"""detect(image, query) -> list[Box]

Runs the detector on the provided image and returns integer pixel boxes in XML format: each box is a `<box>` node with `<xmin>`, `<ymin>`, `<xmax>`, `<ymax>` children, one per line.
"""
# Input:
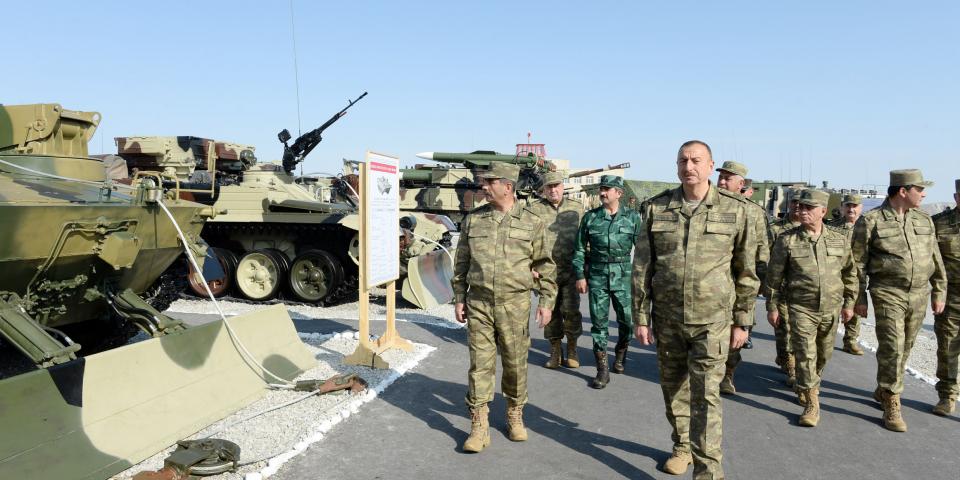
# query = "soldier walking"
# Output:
<box><xmin>826</xmin><ymin>194</ymin><xmax>866</xmax><ymax>355</ymax></box>
<box><xmin>572</xmin><ymin>175</ymin><xmax>641</xmax><ymax>389</ymax></box>
<box><xmin>529</xmin><ymin>171</ymin><xmax>585</xmax><ymax>369</ymax></box>
<box><xmin>633</xmin><ymin>141</ymin><xmax>759</xmax><ymax>478</ymax></box>
<box><xmin>768</xmin><ymin>189</ymin><xmax>805</xmax><ymax>386</ymax></box>
<box><xmin>851</xmin><ymin>169</ymin><xmax>946</xmax><ymax>432</ymax></box>
<box><xmin>766</xmin><ymin>189</ymin><xmax>858</xmax><ymax>427</ymax></box>
<box><xmin>716</xmin><ymin>161</ymin><xmax>770</xmax><ymax>395</ymax></box>
<box><xmin>451</xmin><ymin>162</ymin><xmax>557</xmax><ymax>453</ymax></box>
<box><xmin>931</xmin><ymin>179</ymin><xmax>960</xmax><ymax>416</ymax></box>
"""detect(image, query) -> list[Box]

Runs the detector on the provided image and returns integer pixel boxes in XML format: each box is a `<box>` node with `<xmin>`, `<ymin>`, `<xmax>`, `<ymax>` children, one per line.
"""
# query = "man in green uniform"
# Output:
<box><xmin>826</xmin><ymin>193</ymin><xmax>866</xmax><ymax>355</ymax></box>
<box><xmin>529</xmin><ymin>171</ymin><xmax>585</xmax><ymax>369</ymax></box>
<box><xmin>633</xmin><ymin>141</ymin><xmax>759</xmax><ymax>478</ymax></box>
<box><xmin>572</xmin><ymin>175</ymin><xmax>641</xmax><ymax>389</ymax></box>
<box><xmin>768</xmin><ymin>188</ymin><xmax>805</xmax><ymax>386</ymax></box>
<box><xmin>852</xmin><ymin>169</ymin><xmax>946</xmax><ymax>432</ymax></box>
<box><xmin>766</xmin><ymin>189</ymin><xmax>858</xmax><ymax>427</ymax></box>
<box><xmin>452</xmin><ymin>162</ymin><xmax>557</xmax><ymax>453</ymax></box>
<box><xmin>931</xmin><ymin>178</ymin><xmax>960</xmax><ymax>416</ymax></box>
<box><xmin>716</xmin><ymin>161</ymin><xmax>770</xmax><ymax>395</ymax></box>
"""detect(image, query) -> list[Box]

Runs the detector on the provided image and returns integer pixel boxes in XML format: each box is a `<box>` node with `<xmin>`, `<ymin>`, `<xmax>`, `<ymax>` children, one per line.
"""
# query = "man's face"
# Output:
<box><xmin>788</xmin><ymin>199</ymin><xmax>801</xmax><ymax>220</ymax></box>
<box><xmin>599</xmin><ymin>186</ymin><xmax>622</xmax><ymax>208</ymax></box>
<box><xmin>798</xmin><ymin>203</ymin><xmax>826</xmax><ymax>228</ymax></box>
<box><xmin>900</xmin><ymin>185</ymin><xmax>926</xmax><ymax>209</ymax></box>
<box><xmin>541</xmin><ymin>182</ymin><xmax>564</xmax><ymax>205</ymax></box>
<box><xmin>841</xmin><ymin>203</ymin><xmax>863</xmax><ymax>224</ymax></box>
<box><xmin>481</xmin><ymin>177</ymin><xmax>511</xmax><ymax>206</ymax></box>
<box><xmin>676</xmin><ymin>144</ymin><xmax>714</xmax><ymax>187</ymax></box>
<box><xmin>717</xmin><ymin>171</ymin><xmax>745</xmax><ymax>194</ymax></box>
<box><xmin>743</xmin><ymin>186</ymin><xmax>755</xmax><ymax>198</ymax></box>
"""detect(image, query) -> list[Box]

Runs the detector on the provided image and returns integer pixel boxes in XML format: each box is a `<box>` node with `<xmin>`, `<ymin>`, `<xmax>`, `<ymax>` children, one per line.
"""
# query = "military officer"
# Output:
<box><xmin>766</xmin><ymin>189</ymin><xmax>858</xmax><ymax>427</ymax></box>
<box><xmin>931</xmin><ymin>179</ymin><xmax>960</xmax><ymax>416</ymax></box>
<box><xmin>528</xmin><ymin>171</ymin><xmax>585</xmax><ymax>369</ymax></box>
<box><xmin>716</xmin><ymin>161</ymin><xmax>770</xmax><ymax>395</ymax></box>
<box><xmin>452</xmin><ymin>161</ymin><xmax>557</xmax><ymax>453</ymax></box>
<box><xmin>852</xmin><ymin>169</ymin><xmax>946</xmax><ymax>432</ymax></box>
<box><xmin>633</xmin><ymin>140</ymin><xmax>759</xmax><ymax>478</ymax></box>
<box><xmin>768</xmin><ymin>188</ymin><xmax>805</xmax><ymax>386</ymax></box>
<box><xmin>826</xmin><ymin>193</ymin><xmax>866</xmax><ymax>355</ymax></box>
<box><xmin>572</xmin><ymin>175</ymin><xmax>641</xmax><ymax>389</ymax></box>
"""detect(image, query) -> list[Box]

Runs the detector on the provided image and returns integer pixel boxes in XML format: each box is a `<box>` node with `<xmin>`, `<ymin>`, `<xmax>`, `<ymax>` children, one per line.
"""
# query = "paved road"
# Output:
<box><xmin>273</xmin><ymin>298</ymin><xmax>959</xmax><ymax>480</ymax></box>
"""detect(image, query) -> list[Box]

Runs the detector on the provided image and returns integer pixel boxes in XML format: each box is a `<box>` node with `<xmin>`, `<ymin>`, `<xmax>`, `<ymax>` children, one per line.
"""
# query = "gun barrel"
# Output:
<box><xmin>567</xmin><ymin>162</ymin><xmax>631</xmax><ymax>178</ymax></box>
<box><xmin>415</xmin><ymin>151</ymin><xmax>541</xmax><ymax>167</ymax></box>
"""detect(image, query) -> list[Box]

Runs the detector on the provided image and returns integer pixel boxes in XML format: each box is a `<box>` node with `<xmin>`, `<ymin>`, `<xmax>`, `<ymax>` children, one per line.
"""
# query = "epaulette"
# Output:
<box><xmin>932</xmin><ymin>207</ymin><xmax>954</xmax><ymax>221</ymax></box>
<box><xmin>824</xmin><ymin>223</ymin><xmax>847</xmax><ymax>234</ymax></box>
<box><xmin>718</xmin><ymin>189</ymin><xmax>746</xmax><ymax>202</ymax></box>
<box><xmin>469</xmin><ymin>203</ymin><xmax>492</xmax><ymax>214</ymax></box>
<box><xmin>649</xmin><ymin>189</ymin><xmax>673</xmax><ymax>202</ymax></box>
<box><xmin>911</xmin><ymin>208</ymin><xmax>932</xmax><ymax>219</ymax></box>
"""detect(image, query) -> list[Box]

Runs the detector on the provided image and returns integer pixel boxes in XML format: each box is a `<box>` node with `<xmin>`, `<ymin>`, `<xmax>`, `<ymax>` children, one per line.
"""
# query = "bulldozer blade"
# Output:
<box><xmin>0</xmin><ymin>304</ymin><xmax>315</xmax><ymax>480</ymax></box>
<box><xmin>401</xmin><ymin>248</ymin><xmax>455</xmax><ymax>309</ymax></box>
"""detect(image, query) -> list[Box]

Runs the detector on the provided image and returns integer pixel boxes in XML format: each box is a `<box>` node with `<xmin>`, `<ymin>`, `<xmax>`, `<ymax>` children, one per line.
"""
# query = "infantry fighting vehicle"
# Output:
<box><xmin>0</xmin><ymin>103</ymin><xmax>316</xmax><ymax>479</ymax></box>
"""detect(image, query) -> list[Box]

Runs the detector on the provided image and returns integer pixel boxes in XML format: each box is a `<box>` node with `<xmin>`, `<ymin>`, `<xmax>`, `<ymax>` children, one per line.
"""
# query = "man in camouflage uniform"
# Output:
<box><xmin>826</xmin><ymin>194</ymin><xmax>866</xmax><ymax>355</ymax></box>
<box><xmin>529</xmin><ymin>171</ymin><xmax>585</xmax><ymax>369</ymax></box>
<box><xmin>852</xmin><ymin>169</ymin><xmax>946</xmax><ymax>432</ymax></box>
<box><xmin>716</xmin><ymin>161</ymin><xmax>770</xmax><ymax>395</ymax></box>
<box><xmin>766</xmin><ymin>189</ymin><xmax>858</xmax><ymax>427</ymax></box>
<box><xmin>452</xmin><ymin>162</ymin><xmax>557</xmax><ymax>453</ymax></box>
<box><xmin>572</xmin><ymin>175</ymin><xmax>640</xmax><ymax>389</ymax></box>
<box><xmin>931</xmin><ymin>178</ymin><xmax>960</xmax><ymax>416</ymax></box>
<box><xmin>768</xmin><ymin>188</ymin><xmax>805</xmax><ymax>386</ymax></box>
<box><xmin>633</xmin><ymin>141</ymin><xmax>759</xmax><ymax>478</ymax></box>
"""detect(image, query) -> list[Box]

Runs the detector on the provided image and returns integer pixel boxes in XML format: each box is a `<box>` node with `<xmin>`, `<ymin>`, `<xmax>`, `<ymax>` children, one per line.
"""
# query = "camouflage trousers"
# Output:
<box><xmin>654</xmin><ymin>316</ymin><xmax>729</xmax><ymax>480</ymax></box>
<box><xmin>588</xmin><ymin>286</ymin><xmax>632</xmax><ymax>352</ymax></box>
<box><xmin>872</xmin><ymin>287</ymin><xmax>929</xmax><ymax>395</ymax></box>
<box><xmin>842</xmin><ymin>314</ymin><xmax>861</xmax><ymax>347</ymax></box>
<box><xmin>934</xmin><ymin>295</ymin><xmax>960</xmax><ymax>399</ymax></box>
<box><xmin>544</xmin><ymin>276</ymin><xmax>583</xmax><ymax>341</ymax></box>
<box><xmin>465</xmin><ymin>293</ymin><xmax>531</xmax><ymax>408</ymax></box>
<box><xmin>775</xmin><ymin>304</ymin><xmax>793</xmax><ymax>359</ymax></box>
<box><xmin>789</xmin><ymin>305</ymin><xmax>839</xmax><ymax>391</ymax></box>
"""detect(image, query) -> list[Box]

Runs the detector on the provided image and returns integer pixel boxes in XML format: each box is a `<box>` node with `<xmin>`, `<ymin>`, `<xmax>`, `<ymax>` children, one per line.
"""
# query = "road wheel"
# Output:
<box><xmin>289</xmin><ymin>250</ymin><xmax>344</xmax><ymax>302</ymax></box>
<box><xmin>188</xmin><ymin>248</ymin><xmax>237</xmax><ymax>298</ymax></box>
<box><xmin>235</xmin><ymin>249</ymin><xmax>287</xmax><ymax>301</ymax></box>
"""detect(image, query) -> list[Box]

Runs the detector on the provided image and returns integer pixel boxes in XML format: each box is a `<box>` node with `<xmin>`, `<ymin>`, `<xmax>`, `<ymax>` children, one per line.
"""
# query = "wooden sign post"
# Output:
<box><xmin>345</xmin><ymin>152</ymin><xmax>413</xmax><ymax>369</ymax></box>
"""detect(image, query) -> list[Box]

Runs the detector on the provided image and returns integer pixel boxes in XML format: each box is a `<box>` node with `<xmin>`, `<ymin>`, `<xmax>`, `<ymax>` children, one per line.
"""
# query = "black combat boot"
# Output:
<box><xmin>592</xmin><ymin>350</ymin><xmax>609</xmax><ymax>389</ymax></box>
<box><xmin>612</xmin><ymin>338</ymin><xmax>629</xmax><ymax>374</ymax></box>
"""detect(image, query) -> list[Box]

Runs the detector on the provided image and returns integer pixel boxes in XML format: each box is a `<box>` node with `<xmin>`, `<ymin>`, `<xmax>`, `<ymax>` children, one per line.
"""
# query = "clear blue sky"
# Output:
<box><xmin>6</xmin><ymin>1</ymin><xmax>958</xmax><ymax>201</ymax></box>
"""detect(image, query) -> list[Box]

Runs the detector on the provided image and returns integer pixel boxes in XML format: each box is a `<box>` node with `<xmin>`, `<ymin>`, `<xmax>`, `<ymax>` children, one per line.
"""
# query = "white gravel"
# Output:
<box><xmin>837</xmin><ymin>304</ymin><xmax>940</xmax><ymax>386</ymax></box>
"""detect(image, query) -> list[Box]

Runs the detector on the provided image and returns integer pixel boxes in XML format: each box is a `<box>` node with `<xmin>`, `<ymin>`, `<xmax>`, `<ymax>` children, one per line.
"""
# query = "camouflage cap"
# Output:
<box><xmin>541</xmin><ymin>171</ymin><xmax>565</xmax><ymax>186</ymax></box>
<box><xmin>742</xmin><ymin>178</ymin><xmax>754</xmax><ymax>189</ymax></box>
<box><xmin>716</xmin><ymin>160</ymin><xmax>748</xmax><ymax>177</ymax></box>
<box><xmin>599</xmin><ymin>175</ymin><xmax>624</xmax><ymax>189</ymax></box>
<box><xmin>889</xmin><ymin>169</ymin><xmax>933</xmax><ymax>188</ymax></box>
<box><xmin>790</xmin><ymin>187</ymin><xmax>807</xmax><ymax>201</ymax></box>
<box><xmin>841</xmin><ymin>193</ymin><xmax>862</xmax><ymax>205</ymax></box>
<box><xmin>478</xmin><ymin>162</ymin><xmax>520</xmax><ymax>183</ymax></box>
<box><xmin>798</xmin><ymin>189</ymin><xmax>830</xmax><ymax>207</ymax></box>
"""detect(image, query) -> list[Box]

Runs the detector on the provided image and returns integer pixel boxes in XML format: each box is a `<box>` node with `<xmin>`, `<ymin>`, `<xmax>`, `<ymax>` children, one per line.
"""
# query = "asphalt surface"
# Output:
<box><xmin>265</xmin><ymin>298</ymin><xmax>960</xmax><ymax>480</ymax></box>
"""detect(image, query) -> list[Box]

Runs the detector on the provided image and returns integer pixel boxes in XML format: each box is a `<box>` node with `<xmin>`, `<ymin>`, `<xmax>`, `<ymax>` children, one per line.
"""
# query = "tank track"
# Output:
<box><xmin>143</xmin><ymin>260</ymin><xmax>190</xmax><ymax>312</ymax></box>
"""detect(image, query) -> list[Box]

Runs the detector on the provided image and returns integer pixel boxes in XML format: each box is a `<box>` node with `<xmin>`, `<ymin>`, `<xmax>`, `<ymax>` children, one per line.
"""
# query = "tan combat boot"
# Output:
<box><xmin>932</xmin><ymin>396</ymin><xmax>956</xmax><ymax>417</ymax></box>
<box><xmin>799</xmin><ymin>388</ymin><xmax>820</xmax><ymax>427</ymax></box>
<box><xmin>843</xmin><ymin>343</ymin><xmax>864</xmax><ymax>356</ymax></box>
<box><xmin>881</xmin><ymin>390</ymin><xmax>907</xmax><ymax>432</ymax></box>
<box><xmin>873</xmin><ymin>386</ymin><xmax>884</xmax><ymax>405</ymax></box>
<box><xmin>564</xmin><ymin>335</ymin><xmax>580</xmax><ymax>368</ymax></box>
<box><xmin>592</xmin><ymin>350</ymin><xmax>610</xmax><ymax>389</ymax></box>
<box><xmin>663</xmin><ymin>449</ymin><xmax>693</xmax><ymax>475</ymax></box>
<box><xmin>719</xmin><ymin>366</ymin><xmax>737</xmax><ymax>395</ymax></box>
<box><xmin>544</xmin><ymin>339</ymin><xmax>562</xmax><ymax>369</ymax></box>
<box><xmin>462</xmin><ymin>404</ymin><xmax>490</xmax><ymax>452</ymax></box>
<box><xmin>785</xmin><ymin>353</ymin><xmax>797</xmax><ymax>387</ymax></box>
<box><xmin>796</xmin><ymin>387</ymin><xmax>808</xmax><ymax>407</ymax></box>
<box><xmin>506</xmin><ymin>404</ymin><xmax>527</xmax><ymax>442</ymax></box>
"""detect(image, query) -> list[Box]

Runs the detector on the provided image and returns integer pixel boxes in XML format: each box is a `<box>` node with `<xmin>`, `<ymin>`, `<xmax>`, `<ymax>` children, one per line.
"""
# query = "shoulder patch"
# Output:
<box><xmin>649</xmin><ymin>189</ymin><xmax>674</xmax><ymax>202</ymax></box>
<box><xmin>718</xmin><ymin>189</ymin><xmax>746</xmax><ymax>202</ymax></box>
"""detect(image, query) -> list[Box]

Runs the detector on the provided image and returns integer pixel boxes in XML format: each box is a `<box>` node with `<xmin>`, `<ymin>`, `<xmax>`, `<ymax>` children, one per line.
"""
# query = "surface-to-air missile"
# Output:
<box><xmin>0</xmin><ymin>103</ymin><xmax>315</xmax><ymax>479</ymax></box>
<box><xmin>112</xmin><ymin>93</ymin><xmax>455</xmax><ymax>309</ymax></box>
<box><xmin>400</xmin><ymin>149</ymin><xmax>628</xmax><ymax>226</ymax></box>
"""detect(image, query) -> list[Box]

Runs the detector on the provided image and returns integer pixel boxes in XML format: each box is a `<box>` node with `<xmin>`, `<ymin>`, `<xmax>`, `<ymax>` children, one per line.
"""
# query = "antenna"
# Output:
<box><xmin>289</xmin><ymin>0</ymin><xmax>303</xmax><ymax>176</ymax></box>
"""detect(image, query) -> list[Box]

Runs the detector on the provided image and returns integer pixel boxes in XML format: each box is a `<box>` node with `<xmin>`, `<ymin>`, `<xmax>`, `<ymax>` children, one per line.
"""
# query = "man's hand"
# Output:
<box><xmin>634</xmin><ymin>325</ymin><xmax>653</xmax><ymax>345</ymax></box>
<box><xmin>841</xmin><ymin>308</ymin><xmax>854</xmax><ymax>323</ymax></box>
<box><xmin>933</xmin><ymin>301</ymin><xmax>946</xmax><ymax>315</ymax></box>
<box><xmin>767</xmin><ymin>310</ymin><xmax>780</xmax><ymax>328</ymax></box>
<box><xmin>455</xmin><ymin>302</ymin><xmax>466</xmax><ymax>324</ymax></box>
<box><xmin>576</xmin><ymin>279</ymin><xmax>588</xmax><ymax>294</ymax></box>
<box><xmin>536</xmin><ymin>307</ymin><xmax>552</xmax><ymax>328</ymax></box>
<box><xmin>854</xmin><ymin>304</ymin><xmax>868</xmax><ymax>317</ymax></box>
<box><xmin>531</xmin><ymin>270</ymin><xmax>541</xmax><ymax>280</ymax></box>
<box><xmin>730</xmin><ymin>326</ymin><xmax>749</xmax><ymax>349</ymax></box>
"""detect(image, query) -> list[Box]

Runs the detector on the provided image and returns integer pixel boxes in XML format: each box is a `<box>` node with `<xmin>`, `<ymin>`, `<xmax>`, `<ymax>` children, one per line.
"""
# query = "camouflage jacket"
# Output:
<box><xmin>572</xmin><ymin>204</ymin><xmax>641</xmax><ymax>292</ymax></box>
<box><xmin>825</xmin><ymin>217</ymin><xmax>857</xmax><ymax>242</ymax></box>
<box><xmin>527</xmin><ymin>197</ymin><xmax>584</xmax><ymax>282</ymax></box>
<box><xmin>746</xmin><ymin>200</ymin><xmax>772</xmax><ymax>281</ymax></box>
<box><xmin>452</xmin><ymin>200</ymin><xmax>557</xmax><ymax>308</ymax></box>
<box><xmin>933</xmin><ymin>206</ymin><xmax>960</xmax><ymax>289</ymax></box>
<box><xmin>851</xmin><ymin>200</ymin><xmax>947</xmax><ymax>306</ymax></box>
<box><xmin>632</xmin><ymin>184</ymin><xmax>760</xmax><ymax>326</ymax></box>
<box><xmin>766</xmin><ymin>225</ymin><xmax>858</xmax><ymax>313</ymax></box>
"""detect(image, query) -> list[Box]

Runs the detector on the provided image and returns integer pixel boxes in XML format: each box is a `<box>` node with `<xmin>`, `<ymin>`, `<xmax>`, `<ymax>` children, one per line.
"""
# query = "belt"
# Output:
<box><xmin>589</xmin><ymin>254</ymin><xmax>631</xmax><ymax>263</ymax></box>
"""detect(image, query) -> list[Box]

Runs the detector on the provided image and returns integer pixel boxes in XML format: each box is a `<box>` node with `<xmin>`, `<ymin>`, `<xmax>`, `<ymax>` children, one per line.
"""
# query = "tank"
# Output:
<box><xmin>0</xmin><ymin>103</ymin><xmax>215</xmax><ymax>368</ymax></box>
